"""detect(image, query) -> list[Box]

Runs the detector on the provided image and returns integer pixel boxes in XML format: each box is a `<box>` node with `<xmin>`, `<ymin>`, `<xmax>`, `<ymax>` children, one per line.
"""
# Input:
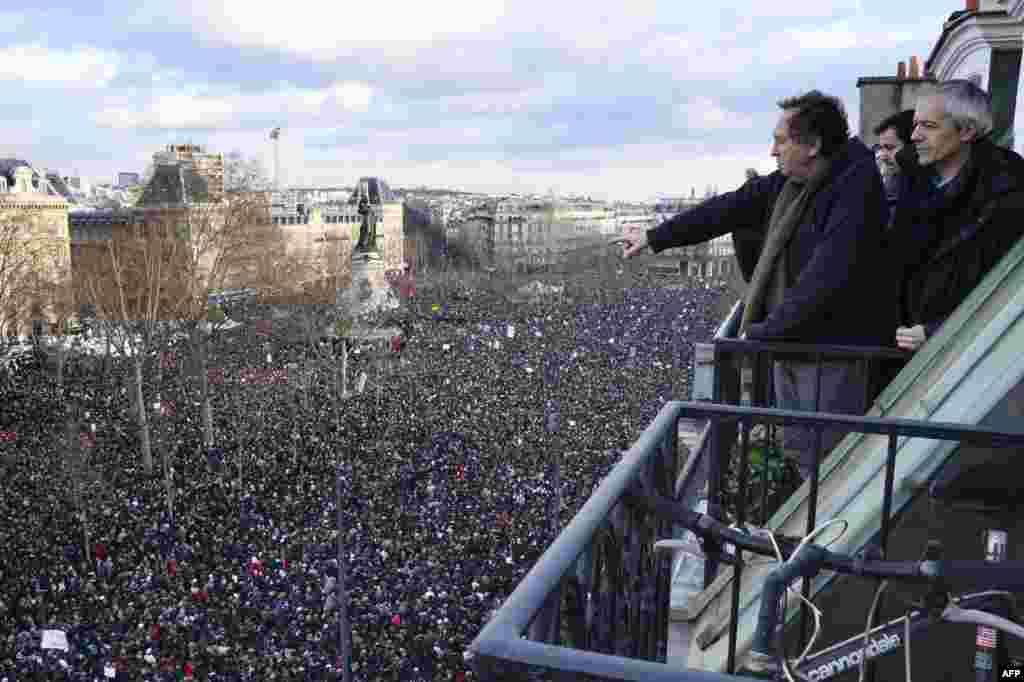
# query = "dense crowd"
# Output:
<box><xmin>0</xmin><ymin>270</ymin><xmax>730</xmax><ymax>681</ymax></box>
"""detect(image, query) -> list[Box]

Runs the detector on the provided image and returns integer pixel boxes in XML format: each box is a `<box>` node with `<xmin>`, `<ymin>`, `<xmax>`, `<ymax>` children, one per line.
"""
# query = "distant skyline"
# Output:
<box><xmin>1</xmin><ymin>2</ymin><xmax>1016</xmax><ymax>202</ymax></box>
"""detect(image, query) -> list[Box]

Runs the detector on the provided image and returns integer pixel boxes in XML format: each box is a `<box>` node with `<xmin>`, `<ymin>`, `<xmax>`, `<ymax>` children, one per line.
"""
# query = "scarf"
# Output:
<box><xmin>739</xmin><ymin>159</ymin><xmax>832</xmax><ymax>337</ymax></box>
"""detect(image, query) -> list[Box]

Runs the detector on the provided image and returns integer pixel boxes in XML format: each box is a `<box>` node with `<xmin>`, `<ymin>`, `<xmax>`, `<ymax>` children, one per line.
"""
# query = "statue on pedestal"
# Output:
<box><xmin>354</xmin><ymin>194</ymin><xmax>379</xmax><ymax>257</ymax></box>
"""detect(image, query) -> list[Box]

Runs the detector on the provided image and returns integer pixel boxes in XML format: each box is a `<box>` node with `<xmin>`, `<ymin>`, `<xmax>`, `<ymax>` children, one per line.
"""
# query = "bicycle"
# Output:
<box><xmin>632</xmin><ymin>460</ymin><xmax>1024</xmax><ymax>682</ymax></box>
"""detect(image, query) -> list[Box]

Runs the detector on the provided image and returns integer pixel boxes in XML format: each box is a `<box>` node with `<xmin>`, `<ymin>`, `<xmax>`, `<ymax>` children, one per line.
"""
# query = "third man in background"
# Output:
<box><xmin>873</xmin><ymin>109</ymin><xmax>916</xmax><ymax>228</ymax></box>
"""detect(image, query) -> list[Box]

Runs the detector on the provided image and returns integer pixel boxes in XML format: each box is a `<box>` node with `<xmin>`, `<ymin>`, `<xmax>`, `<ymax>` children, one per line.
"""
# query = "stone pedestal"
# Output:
<box><xmin>338</xmin><ymin>255</ymin><xmax>398</xmax><ymax>317</ymax></box>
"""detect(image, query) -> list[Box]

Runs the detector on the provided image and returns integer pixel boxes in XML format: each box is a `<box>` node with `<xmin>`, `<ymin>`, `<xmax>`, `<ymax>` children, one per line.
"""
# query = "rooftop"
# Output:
<box><xmin>137</xmin><ymin>164</ymin><xmax>213</xmax><ymax>206</ymax></box>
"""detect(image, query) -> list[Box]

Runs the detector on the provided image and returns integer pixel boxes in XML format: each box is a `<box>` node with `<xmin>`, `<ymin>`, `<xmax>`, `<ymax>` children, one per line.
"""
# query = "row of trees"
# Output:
<box><xmin>1</xmin><ymin>157</ymin><xmax>359</xmax><ymax>473</ymax></box>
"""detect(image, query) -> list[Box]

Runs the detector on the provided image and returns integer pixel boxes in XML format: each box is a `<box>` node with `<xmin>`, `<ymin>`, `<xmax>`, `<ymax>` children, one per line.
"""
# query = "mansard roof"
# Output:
<box><xmin>68</xmin><ymin>209</ymin><xmax>138</xmax><ymax>226</ymax></box>
<box><xmin>137</xmin><ymin>163</ymin><xmax>212</xmax><ymax>206</ymax></box>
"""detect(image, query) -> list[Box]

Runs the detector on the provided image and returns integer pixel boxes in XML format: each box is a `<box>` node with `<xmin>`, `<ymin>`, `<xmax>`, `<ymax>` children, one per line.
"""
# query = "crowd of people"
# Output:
<box><xmin>0</xmin><ymin>268</ymin><xmax>731</xmax><ymax>681</ymax></box>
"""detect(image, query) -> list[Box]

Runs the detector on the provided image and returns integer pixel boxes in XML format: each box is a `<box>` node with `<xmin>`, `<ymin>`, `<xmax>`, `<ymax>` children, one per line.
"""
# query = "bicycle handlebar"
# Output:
<box><xmin>632</xmin><ymin>480</ymin><xmax>1024</xmax><ymax>661</ymax></box>
<box><xmin>752</xmin><ymin>543</ymin><xmax>830</xmax><ymax>656</ymax></box>
<box><xmin>943</xmin><ymin>603</ymin><xmax>1024</xmax><ymax>641</ymax></box>
<box><xmin>629</xmin><ymin>485</ymin><xmax>925</xmax><ymax>579</ymax></box>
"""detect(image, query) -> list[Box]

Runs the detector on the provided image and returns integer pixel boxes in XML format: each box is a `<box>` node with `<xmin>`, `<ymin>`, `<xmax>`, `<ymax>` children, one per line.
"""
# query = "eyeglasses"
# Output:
<box><xmin>872</xmin><ymin>143</ymin><xmax>902</xmax><ymax>154</ymax></box>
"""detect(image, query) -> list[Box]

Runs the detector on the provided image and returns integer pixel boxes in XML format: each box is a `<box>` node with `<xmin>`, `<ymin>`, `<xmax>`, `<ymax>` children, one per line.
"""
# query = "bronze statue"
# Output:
<box><xmin>354</xmin><ymin>194</ymin><xmax>377</xmax><ymax>254</ymax></box>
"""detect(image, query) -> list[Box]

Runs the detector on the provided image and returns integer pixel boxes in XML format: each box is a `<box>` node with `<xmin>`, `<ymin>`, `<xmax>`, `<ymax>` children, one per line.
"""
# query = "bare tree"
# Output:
<box><xmin>169</xmin><ymin>189</ymin><xmax>280</xmax><ymax>451</ymax></box>
<box><xmin>28</xmin><ymin>228</ymin><xmax>83</xmax><ymax>386</ymax></box>
<box><xmin>224</xmin><ymin>151</ymin><xmax>271</xmax><ymax>193</ymax></box>
<box><xmin>0</xmin><ymin>208</ymin><xmax>64</xmax><ymax>341</ymax></box>
<box><xmin>77</xmin><ymin>210</ymin><xmax>195</xmax><ymax>476</ymax></box>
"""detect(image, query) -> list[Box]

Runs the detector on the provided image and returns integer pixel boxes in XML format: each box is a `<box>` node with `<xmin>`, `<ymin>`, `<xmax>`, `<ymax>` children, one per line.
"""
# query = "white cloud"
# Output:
<box><xmin>11</xmin><ymin>1</ymin><xmax>954</xmax><ymax>201</ymax></box>
<box><xmin>95</xmin><ymin>94</ymin><xmax>236</xmax><ymax>130</ymax></box>
<box><xmin>279</xmin><ymin>141</ymin><xmax>778</xmax><ymax>202</ymax></box>
<box><xmin>0</xmin><ymin>44</ymin><xmax>120</xmax><ymax>87</ymax></box>
<box><xmin>636</xmin><ymin>33</ymin><xmax>800</xmax><ymax>77</ymax></box>
<box><xmin>168</xmin><ymin>0</ymin><xmax>507</xmax><ymax>59</ymax></box>
<box><xmin>784</xmin><ymin>20</ymin><xmax>923</xmax><ymax>52</ymax></box>
<box><xmin>680</xmin><ymin>97</ymin><xmax>756</xmax><ymax>132</ymax></box>
<box><xmin>745</xmin><ymin>0</ymin><xmax>863</xmax><ymax>19</ymax></box>
<box><xmin>93</xmin><ymin>81</ymin><xmax>373</xmax><ymax>130</ymax></box>
<box><xmin>437</xmin><ymin>86</ymin><xmax>553</xmax><ymax>116</ymax></box>
<box><xmin>788</xmin><ymin>24</ymin><xmax>862</xmax><ymax>51</ymax></box>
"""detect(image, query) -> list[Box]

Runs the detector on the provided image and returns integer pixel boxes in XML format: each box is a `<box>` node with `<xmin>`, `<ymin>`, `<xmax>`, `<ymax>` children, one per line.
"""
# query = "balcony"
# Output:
<box><xmin>468</xmin><ymin>232</ymin><xmax>1024</xmax><ymax>680</ymax></box>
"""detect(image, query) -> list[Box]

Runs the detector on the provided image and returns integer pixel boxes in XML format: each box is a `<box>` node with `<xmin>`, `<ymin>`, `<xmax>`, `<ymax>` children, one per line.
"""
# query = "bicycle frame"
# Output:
<box><xmin>788</xmin><ymin>592</ymin><xmax>1014</xmax><ymax>681</ymax></box>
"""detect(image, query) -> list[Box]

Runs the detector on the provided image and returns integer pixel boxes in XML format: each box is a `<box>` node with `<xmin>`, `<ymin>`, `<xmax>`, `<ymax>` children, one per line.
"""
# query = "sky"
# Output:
<box><xmin>0</xmin><ymin>1</ymin><xmax>1000</xmax><ymax>202</ymax></box>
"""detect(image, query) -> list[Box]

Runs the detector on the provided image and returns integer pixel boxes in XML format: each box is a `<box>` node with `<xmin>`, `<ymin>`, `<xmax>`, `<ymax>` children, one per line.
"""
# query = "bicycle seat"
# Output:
<box><xmin>929</xmin><ymin>447</ymin><xmax>1024</xmax><ymax>516</ymax></box>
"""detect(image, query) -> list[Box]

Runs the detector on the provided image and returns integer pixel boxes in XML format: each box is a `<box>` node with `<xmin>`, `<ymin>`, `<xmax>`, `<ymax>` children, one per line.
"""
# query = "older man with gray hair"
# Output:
<box><xmin>892</xmin><ymin>79</ymin><xmax>1024</xmax><ymax>352</ymax></box>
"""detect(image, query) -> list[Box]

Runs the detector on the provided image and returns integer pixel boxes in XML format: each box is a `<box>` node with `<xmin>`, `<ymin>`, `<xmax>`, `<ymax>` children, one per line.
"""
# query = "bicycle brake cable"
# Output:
<box><xmin>766</xmin><ymin>518</ymin><xmax>847</xmax><ymax>679</ymax></box>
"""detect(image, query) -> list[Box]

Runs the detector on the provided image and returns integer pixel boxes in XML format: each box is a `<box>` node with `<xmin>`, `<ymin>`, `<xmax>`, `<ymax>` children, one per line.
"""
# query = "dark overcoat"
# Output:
<box><xmin>647</xmin><ymin>137</ymin><xmax>896</xmax><ymax>345</ymax></box>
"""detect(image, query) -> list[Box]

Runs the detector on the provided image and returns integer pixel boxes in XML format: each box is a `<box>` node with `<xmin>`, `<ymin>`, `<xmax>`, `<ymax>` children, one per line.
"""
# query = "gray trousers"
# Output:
<box><xmin>773</xmin><ymin>360</ymin><xmax>867</xmax><ymax>480</ymax></box>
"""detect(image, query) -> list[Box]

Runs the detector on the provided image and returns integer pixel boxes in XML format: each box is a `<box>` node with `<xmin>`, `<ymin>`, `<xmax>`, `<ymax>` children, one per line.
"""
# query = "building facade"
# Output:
<box><xmin>477</xmin><ymin>198</ymin><xmax>621</xmax><ymax>273</ymax></box>
<box><xmin>69</xmin><ymin>208</ymin><xmax>198</xmax><ymax>322</ymax></box>
<box><xmin>924</xmin><ymin>0</ymin><xmax>1023</xmax><ymax>150</ymax></box>
<box><xmin>0</xmin><ymin>160</ymin><xmax>72</xmax><ymax>336</ymax></box>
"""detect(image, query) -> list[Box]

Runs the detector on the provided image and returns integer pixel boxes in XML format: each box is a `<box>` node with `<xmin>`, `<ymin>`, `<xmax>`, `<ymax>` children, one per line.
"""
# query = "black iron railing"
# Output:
<box><xmin>467</xmin><ymin>401</ymin><xmax>1024</xmax><ymax>681</ymax></box>
<box><xmin>703</xmin><ymin>337</ymin><xmax>909</xmax><ymax>580</ymax></box>
<box><xmin>468</xmin><ymin>402</ymin><xmax>681</xmax><ymax>681</ymax></box>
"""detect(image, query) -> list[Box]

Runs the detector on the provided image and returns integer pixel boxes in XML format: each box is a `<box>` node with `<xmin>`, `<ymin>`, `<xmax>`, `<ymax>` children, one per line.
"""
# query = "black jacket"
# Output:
<box><xmin>892</xmin><ymin>138</ymin><xmax>1024</xmax><ymax>335</ymax></box>
<box><xmin>646</xmin><ymin>137</ymin><xmax>895</xmax><ymax>345</ymax></box>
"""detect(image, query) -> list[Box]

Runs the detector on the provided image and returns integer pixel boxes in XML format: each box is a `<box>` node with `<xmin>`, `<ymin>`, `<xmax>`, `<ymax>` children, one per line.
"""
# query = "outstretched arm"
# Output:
<box><xmin>645</xmin><ymin>172</ymin><xmax>784</xmax><ymax>254</ymax></box>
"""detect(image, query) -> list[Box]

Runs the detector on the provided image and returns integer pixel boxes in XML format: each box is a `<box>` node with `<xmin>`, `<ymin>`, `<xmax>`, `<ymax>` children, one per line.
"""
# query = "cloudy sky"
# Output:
<box><xmin>0</xmin><ymin>1</ymin><xmax>990</xmax><ymax>201</ymax></box>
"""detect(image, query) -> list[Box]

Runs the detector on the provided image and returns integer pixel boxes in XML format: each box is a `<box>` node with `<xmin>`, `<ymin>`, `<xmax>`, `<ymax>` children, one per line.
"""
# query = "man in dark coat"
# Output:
<box><xmin>624</xmin><ymin>91</ymin><xmax>892</xmax><ymax>346</ymax></box>
<box><xmin>622</xmin><ymin>90</ymin><xmax>897</xmax><ymax>479</ymax></box>
<box><xmin>891</xmin><ymin>79</ymin><xmax>1024</xmax><ymax>352</ymax></box>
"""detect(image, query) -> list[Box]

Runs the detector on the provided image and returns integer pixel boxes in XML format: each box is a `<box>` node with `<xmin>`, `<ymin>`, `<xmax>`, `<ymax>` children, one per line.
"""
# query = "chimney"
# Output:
<box><xmin>897</xmin><ymin>61</ymin><xmax>907</xmax><ymax>79</ymax></box>
<box><xmin>13</xmin><ymin>166</ymin><xmax>34</xmax><ymax>193</ymax></box>
<box><xmin>966</xmin><ymin>0</ymin><xmax>978</xmax><ymax>11</ymax></box>
<box><xmin>909</xmin><ymin>56</ymin><xmax>920</xmax><ymax>79</ymax></box>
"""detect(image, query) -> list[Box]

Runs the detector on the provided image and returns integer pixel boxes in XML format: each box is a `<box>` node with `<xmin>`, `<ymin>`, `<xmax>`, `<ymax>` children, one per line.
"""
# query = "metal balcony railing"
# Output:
<box><xmin>686</xmin><ymin>302</ymin><xmax>908</xmax><ymax>580</ymax></box>
<box><xmin>700</xmin><ymin>330</ymin><xmax>910</xmax><ymax>588</ymax></box>
<box><xmin>467</xmin><ymin>401</ymin><xmax>1024</xmax><ymax>681</ymax></box>
<box><xmin>469</xmin><ymin>300</ymin><xmax>1024</xmax><ymax>680</ymax></box>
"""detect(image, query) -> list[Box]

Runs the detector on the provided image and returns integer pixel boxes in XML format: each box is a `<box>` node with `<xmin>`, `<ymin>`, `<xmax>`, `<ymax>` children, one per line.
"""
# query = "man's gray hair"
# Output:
<box><xmin>928</xmin><ymin>79</ymin><xmax>994</xmax><ymax>138</ymax></box>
